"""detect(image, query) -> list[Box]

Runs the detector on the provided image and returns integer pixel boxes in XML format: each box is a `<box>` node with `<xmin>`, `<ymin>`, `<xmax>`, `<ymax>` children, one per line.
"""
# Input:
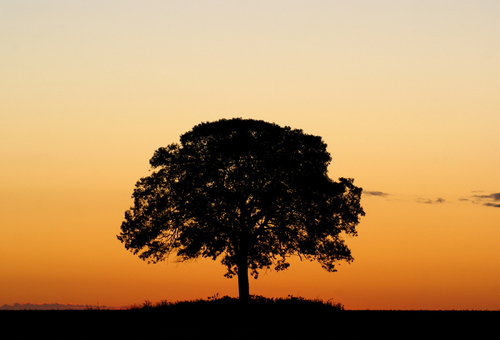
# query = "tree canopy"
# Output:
<box><xmin>117</xmin><ymin>118</ymin><xmax>364</xmax><ymax>301</ymax></box>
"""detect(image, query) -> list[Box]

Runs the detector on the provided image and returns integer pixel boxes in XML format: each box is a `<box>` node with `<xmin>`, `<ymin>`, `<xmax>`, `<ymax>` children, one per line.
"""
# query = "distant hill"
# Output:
<box><xmin>0</xmin><ymin>302</ymin><xmax>116</xmax><ymax>310</ymax></box>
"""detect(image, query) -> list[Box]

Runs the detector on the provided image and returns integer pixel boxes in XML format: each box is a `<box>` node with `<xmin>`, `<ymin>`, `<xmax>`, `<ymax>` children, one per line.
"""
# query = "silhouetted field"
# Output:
<box><xmin>2</xmin><ymin>296</ymin><xmax>498</xmax><ymax>339</ymax></box>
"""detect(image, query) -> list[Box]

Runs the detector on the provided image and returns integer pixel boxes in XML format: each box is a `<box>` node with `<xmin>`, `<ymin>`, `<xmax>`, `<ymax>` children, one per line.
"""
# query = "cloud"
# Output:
<box><xmin>484</xmin><ymin>203</ymin><xmax>500</xmax><ymax>208</ymax></box>
<box><xmin>362</xmin><ymin>190</ymin><xmax>500</xmax><ymax>208</ymax></box>
<box><xmin>364</xmin><ymin>191</ymin><xmax>389</xmax><ymax>197</ymax></box>
<box><xmin>417</xmin><ymin>197</ymin><xmax>446</xmax><ymax>204</ymax></box>
<box><xmin>484</xmin><ymin>193</ymin><xmax>500</xmax><ymax>201</ymax></box>
<box><xmin>470</xmin><ymin>192</ymin><xmax>500</xmax><ymax>208</ymax></box>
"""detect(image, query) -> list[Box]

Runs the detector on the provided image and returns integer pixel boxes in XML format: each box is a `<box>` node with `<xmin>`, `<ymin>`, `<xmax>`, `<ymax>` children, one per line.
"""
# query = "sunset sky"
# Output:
<box><xmin>2</xmin><ymin>0</ymin><xmax>499</xmax><ymax>310</ymax></box>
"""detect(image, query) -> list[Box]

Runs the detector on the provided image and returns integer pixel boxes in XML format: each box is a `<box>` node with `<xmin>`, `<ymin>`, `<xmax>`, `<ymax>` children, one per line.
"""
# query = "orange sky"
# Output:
<box><xmin>1</xmin><ymin>1</ymin><xmax>499</xmax><ymax>310</ymax></box>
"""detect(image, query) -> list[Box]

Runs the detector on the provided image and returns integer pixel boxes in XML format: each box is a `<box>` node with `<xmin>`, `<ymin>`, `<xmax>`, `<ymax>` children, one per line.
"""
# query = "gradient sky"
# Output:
<box><xmin>1</xmin><ymin>0</ymin><xmax>499</xmax><ymax>310</ymax></box>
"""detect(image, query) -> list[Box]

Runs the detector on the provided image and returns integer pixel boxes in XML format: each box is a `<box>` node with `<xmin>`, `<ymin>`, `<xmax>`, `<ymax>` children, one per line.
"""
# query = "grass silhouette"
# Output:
<box><xmin>128</xmin><ymin>294</ymin><xmax>345</xmax><ymax>312</ymax></box>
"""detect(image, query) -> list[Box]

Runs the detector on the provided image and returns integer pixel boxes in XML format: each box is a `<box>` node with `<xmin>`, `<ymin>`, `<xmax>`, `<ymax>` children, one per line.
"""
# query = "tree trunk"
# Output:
<box><xmin>237</xmin><ymin>254</ymin><xmax>250</xmax><ymax>303</ymax></box>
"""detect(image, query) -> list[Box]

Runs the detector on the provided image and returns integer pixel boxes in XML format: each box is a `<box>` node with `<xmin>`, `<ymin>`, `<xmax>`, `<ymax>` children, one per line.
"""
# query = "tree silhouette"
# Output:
<box><xmin>117</xmin><ymin>118</ymin><xmax>364</xmax><ymax>302</ymax></box>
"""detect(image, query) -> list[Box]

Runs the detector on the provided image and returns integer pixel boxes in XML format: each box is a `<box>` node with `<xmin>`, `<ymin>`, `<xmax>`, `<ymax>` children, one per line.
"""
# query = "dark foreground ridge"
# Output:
<box><xmin>2</xmin><ymin>296</ymin><xmax>498</xmax><ymax>339</ymax></box>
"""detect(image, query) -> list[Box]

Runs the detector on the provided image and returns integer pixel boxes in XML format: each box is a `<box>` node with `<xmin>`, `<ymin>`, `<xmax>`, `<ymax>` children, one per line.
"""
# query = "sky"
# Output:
<box><xmin>1</xmin><ymin>0</ymin><xmax>499</xmax><ymax>310</ymax></box>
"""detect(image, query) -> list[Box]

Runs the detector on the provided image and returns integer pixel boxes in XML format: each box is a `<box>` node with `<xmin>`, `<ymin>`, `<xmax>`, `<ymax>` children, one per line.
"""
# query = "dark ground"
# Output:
<box><xmin>2</xmin><ymin>297</ymin><xmax>498</xmax><ymax>339</ymax></box>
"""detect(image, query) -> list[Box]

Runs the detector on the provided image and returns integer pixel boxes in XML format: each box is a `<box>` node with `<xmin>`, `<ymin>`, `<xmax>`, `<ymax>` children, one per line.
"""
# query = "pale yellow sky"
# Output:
<box><xmin>1</xmin><ymin>1</ymin><xmax>499</xmax><ymax>309</ymax></box>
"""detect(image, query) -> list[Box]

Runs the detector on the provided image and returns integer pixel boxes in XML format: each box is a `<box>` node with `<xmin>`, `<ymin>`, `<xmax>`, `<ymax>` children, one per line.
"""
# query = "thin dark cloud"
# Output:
<box><xmin>363</xmin><ymin>190</ymin><xmax>500</xmax><ymax>208</ymax></box>
<box><xmin>470</xmin><ymin>192</ymin><xmax>500</xmax><ymax>208</ymax></box>
<box><xmin>472</xmin><ymin>193</ymin><xmax>500</xmax><ymax>200</ymax></box>
<box><xmin>484</xmin><ymin>202</ymin><xmax>500</xmax><ymax>208</ymax></box>
<box><xmin>490</xmin><ymin>193</ymin><xmax>500</xmax><ymax>201</ymax></box>
<box><xmin>417</xmin><ymin>197</ymin><xmax>446</xmax><ymax>204</ymax></box>
<box><xmin>364</xmin><ymin>191</ymin><xmax>389</xmax><ymax>197</ymax></box>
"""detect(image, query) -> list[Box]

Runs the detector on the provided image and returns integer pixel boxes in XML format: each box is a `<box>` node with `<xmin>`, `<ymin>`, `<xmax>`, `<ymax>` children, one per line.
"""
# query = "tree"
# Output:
<box><xmin>117</xmin><ymin>118</ymin><xmax>364</xmax><ymax>302</ymax></box>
